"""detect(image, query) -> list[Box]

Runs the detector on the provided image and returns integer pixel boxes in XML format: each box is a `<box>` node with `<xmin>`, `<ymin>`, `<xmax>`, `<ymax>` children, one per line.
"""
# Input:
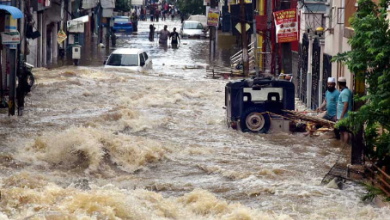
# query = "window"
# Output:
<box><xmin>115</xmin><ymin>18</ymin><xmax>129</xmax><ymax>23</ymax></box>
<box><xmin>139</xmin><ymin>53</ymin><xmax>145</xmax><ymax>66</ymax></box>
<box><xmin>184</xmin><ymin>22</ymin><xmax>203</xmax><ymax>30</ymax></box>
<box><xmin>243</xmin><ymin>87</ymin><xmax>283</xmax><ymax>102</ymax></box>
<box><xmin>143</xmin><ymin>52</ymin><xmax>148</xmax><ymax>61</ymax></box>
<box><xmin>107</xmin><ymin>54</ymin><xmax>139</xmax><ymax>66</ymax></box>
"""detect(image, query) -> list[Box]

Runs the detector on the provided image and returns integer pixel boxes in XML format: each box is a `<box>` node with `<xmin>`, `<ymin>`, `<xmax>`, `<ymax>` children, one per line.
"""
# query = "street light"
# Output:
<box><xmin>315</xmin><ymin>26</ymin><xmax>324</xmax><ymax>38</ymax></box>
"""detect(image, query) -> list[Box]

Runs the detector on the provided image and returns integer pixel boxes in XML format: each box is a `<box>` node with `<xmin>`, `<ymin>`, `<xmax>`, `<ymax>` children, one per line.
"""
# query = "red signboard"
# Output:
<box><xmin>273</xmin><ymin>9</ymin><xmax>298</xmax><ymax>43</ymax></box>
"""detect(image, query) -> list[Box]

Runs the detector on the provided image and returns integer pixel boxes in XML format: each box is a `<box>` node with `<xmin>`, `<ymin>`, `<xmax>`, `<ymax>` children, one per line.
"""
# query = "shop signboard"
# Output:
<box><xmin>57</xmin><ymin>29</ymin><xmax>67</xmax><ymax>44</ymax></box>
<box><xmin>207</xmin><ymin>7</ymin><xmax>219</xmax><ymax>27</ymax></box>
<box><xmin>67</xmin><ymin>16</ymin><xmax>89</xmax><ymax>33</ymax></box>
<box><xmin>230</xmin><ymin>0</ymin><xmax>252</xmax><ymax>4</ymax></box>
<box><xmin>32</xmin><ymin>0</ymin><xmax>51</xmax><ymax>11</ymax></box>
<box><xmin>1</xmin><ymin>31</ymin><xmax>20</xmax><ymax>44</ymax></box>
<box><xmin>273</xmin><ymin>9</ymin><xmax>298</xmax><ymax>43</ymax></box>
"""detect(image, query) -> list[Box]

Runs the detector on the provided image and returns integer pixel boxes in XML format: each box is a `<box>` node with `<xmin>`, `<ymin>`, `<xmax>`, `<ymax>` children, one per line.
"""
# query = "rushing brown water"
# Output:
<box><xmin>0</xmin><ymin>20</ymin><xmax>389</xmax><ymax>220</ymax></box>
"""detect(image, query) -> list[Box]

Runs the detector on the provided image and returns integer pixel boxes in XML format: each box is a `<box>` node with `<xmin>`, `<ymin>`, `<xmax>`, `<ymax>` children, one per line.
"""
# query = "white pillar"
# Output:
<box><xmin>37</xmin><ymin>12</ymin><xmax>43</xmax><ymax>67</ymax></box>
<box><xmin>42</xmin><ymin>21</ymin><xmax>47</xmax><ymax>66</ymax></box>
<box><xmin>318</xmin><ymin>38</ymin><xmax>325</xmax><ymax>106</ymax></box>
<box><xmin>307</xmin><ymin>35</ymin><xmax>313</xmax><ymax>108</ymax></box>
<box><xmin>52</xmin><ymin>24</ymin><xmax>58</xmax><ymax>62</ymax></box>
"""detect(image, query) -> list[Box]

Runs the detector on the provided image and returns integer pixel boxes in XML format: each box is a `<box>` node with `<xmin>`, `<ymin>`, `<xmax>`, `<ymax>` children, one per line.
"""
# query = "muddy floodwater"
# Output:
<box><xmin>0</xmin><ymin>20</ymin><xmax>389</xmax><ymax>220</ymax></box>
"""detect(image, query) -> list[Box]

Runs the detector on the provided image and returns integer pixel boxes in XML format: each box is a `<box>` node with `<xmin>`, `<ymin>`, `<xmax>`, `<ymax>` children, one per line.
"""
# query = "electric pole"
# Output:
<box><xmin>240</xmin><ymin>0</ymin><xmax>249</xmax><ymax>76</ymax></box>
<box><xmin>8</xmin><ymin>0</ymin><xmax>18</xmax><ymax>116</ymax></box>
<box><xmin>252</xmin><ymin>1</ymin><xmax>259</xmax><ymax>77</ymax></box>
<box><xmin>280</xmin><ymin>1</ymin><xmax>291</xmax><ymax>74</ymax></box>
<box><xmin>210</xmin><ymin>0</ymin><xmax>217</xmax><ymax>64</ymax></box>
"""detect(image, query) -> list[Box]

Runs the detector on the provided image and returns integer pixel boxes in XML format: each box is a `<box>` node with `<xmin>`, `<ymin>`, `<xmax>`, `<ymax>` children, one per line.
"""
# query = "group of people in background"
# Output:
<box><xmin>149</xmin><ymin>2</ymin><xmax>179</xmax><ymax>22</ymax></box>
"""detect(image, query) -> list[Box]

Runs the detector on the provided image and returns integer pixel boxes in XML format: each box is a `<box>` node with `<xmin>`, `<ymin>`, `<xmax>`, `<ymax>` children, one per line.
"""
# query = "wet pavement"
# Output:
<box><xmin>0</xmin><ymin>20</ymin><xmax>389</xmax><ymax>220</ymax></box>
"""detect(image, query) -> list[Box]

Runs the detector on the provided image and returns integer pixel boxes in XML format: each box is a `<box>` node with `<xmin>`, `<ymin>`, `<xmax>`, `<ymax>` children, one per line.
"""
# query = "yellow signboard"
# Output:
<box><xmin>235</xmin><ymin>23</ymin><xmax>250</xmax><ymax>33</ymax></box>
<box><xmin>57</xmin><ymin>29</ymin><xmax>67</xmax><ymax>44</ymax></box>
<box><xmin>207</xmin><ymin>8</ymin><xmax>220</xmax><ymax>27</ymax></box>
<box><xmin>230</xmin><ymin>0</ymin><xmax>252</xmax><ymax>4</ymax></box>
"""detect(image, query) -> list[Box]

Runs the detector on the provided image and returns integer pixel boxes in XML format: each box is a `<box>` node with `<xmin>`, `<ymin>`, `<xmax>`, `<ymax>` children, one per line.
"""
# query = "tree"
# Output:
<box><xmin>177</xmin><ymin>0</ymin><xmax>205</xmax><ymax>15</ymax></box>
<box><xmin>333</xmin><ymin>0</ymin><xmax>390</xmax><ymax>159</ymax></box>
<box><xmin>115</xmin><ymin>0</ymin><xmax>131</xmax><ymax>12</ymax></box>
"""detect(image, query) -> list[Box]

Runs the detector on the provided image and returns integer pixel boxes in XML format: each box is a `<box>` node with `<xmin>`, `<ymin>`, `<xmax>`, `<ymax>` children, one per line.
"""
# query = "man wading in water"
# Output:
<box><xmin>169</xmin><ymin>27</ymin><xmax>180</xmax><ymax>49</ymax></box>
<box><xmin>149</xmin><ymin>24</ymin><xmax>156</xmax><ymax>41</ymax></box>
<box><xmin>159</xmin><ymin>25</ymin><xmax>170</xmax><ymax>46</ymax></box>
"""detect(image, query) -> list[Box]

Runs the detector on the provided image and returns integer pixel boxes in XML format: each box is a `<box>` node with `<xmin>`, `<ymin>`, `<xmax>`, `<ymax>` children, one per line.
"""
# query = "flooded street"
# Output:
<box><xmin>0</xmin><ymin>20</ymin><xmax>389</xmax><ymax>220</ymax></box>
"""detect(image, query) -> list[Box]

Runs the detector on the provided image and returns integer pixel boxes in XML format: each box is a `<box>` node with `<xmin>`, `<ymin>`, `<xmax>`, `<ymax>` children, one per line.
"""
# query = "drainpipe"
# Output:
<box><xmin>306</xmin><ymin>34</ymin><xmax>313</xmax><ymax>108</ymax></box>
<box><xmin>8</xmin><ymin>0</ymin><xmax>18</xmax><ymax>115</ymax></box>
<box><xmin>253</xmin><ymin>1</ymin><xmax>259</xmax><ymax>77</ymax></box>
<box><xmin>318</xmin><ymin>38</ymin><xmax>325</xmax><ymax>106</ymax></box>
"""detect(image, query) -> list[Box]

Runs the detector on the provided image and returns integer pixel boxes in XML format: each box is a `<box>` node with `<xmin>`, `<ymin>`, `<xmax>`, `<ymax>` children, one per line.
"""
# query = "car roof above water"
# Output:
<box><xmin>184</xmin><ymin>20</ymin><xmax>202</xmax><ymax>24</ymax></box>
<box><xmin>111</xmin><ymin>48</ymin><xmax>145</xmax><ymax>55</ymax></box>
<box><xmin>114</xmin><ymin>16</ymin><xmax>129</xmax><ymax>19</ymax></box>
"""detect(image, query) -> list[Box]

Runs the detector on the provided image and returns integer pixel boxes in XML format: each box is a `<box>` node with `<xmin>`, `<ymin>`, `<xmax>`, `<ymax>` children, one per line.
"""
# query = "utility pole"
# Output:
<box><xmin>8</xmin><ymin>0</ymin><xmax>18</xmax><ymax>116</ymax></box>
<box><xmin>210</xmin><ymin>0</ymin><xmax>217</xmax><ymax>65</ymax></box>
<box><xmin>280</xmin><ymin>1</ymin><xmax>291</xmax><ymax>74</ymax></box>
<box><xmin>240</xmin><ymin>0</ymin><xmax>249</xmax><ymax>76</ymax></box>
<box><xmin>252</xmin><ymin>1</ymin><xmax>259</xmax><ymax>77</ymax></box>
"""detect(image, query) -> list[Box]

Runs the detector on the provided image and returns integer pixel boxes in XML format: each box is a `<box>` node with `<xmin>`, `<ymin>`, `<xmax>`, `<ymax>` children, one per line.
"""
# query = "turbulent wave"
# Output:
<box><xmin>16</xmin><ymin>126</ymin><xmax>173</xmax><ymax>174</ymax></box>
<box><xmin>0</xmin><ymin>173</ymin><xmax>293</xmax><ymax>220</ymax></box>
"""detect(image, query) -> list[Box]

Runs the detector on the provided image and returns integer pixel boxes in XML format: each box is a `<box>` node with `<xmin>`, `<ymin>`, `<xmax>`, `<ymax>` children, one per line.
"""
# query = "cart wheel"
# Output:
<box><xmin>241</xmin><ymin>107</ymin><xmax>271</xmax><ymax>133</ymax></box>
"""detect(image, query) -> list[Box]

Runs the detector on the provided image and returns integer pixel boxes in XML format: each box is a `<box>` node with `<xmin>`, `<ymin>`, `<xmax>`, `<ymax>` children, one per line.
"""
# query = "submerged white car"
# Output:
<box><xmin>104</xmin><ymin>48</ymin><xmax>152</xmax><ymax>71</ymax></box>
<box><xmin>180</xmin><ymin>21</ymin><xmax>207</xmax><ymax>38</ymax></box>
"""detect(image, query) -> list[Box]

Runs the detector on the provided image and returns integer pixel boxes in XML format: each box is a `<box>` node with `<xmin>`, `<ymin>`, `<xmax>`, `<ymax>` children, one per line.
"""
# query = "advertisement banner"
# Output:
<box><xmin>1</xmin><ymin>31</ymin><xmax>20</xmax><ymax>44</ymax></box>
<box><xmin>207</xmin><ymin>8</ymin><xmax>219</xmax><ymax>27</ymax></box>
<box><xmin>57</xmin><ymin>30</ymin><xmax>67</xmax><ymax>44</ymax></box>
<box><xmin>273</xmin><ymin>9</ymin><xmax>298</xmax><ymax>43</ymax></box>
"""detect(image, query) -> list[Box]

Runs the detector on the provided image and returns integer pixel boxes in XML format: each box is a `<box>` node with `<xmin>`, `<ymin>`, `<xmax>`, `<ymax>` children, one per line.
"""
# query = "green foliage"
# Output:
<box><xmin>177</xmin><ymin>0</ymin><xmax>205</xmax><ymax>15</ymax></box>
<box><xmin>332</xmin><ymin>0</ymin><xmax>390</xmax><ymax>159</ymax></box>
<box><xmin>361</xmin><ymin>182</ymin><xmax>390</xmax><ymax>202</ymax></box>
<box><xmin>115</xmin><ymin>0</ymin><xmax>131</xmax><ymax>12</ymax></box>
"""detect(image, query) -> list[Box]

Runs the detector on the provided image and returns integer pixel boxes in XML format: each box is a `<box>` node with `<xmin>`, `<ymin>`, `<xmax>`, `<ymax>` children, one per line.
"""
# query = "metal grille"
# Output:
<box><xmin>323</xmin><ymin>54</ymin><xmax>332</xmax><ymax>99</ymax></box>
<box><xmin>300</xmin><ymin>34</ymin><xmax>309</xmax><ymax>103</ymax></box>
<box><xmin>311</xmin><ymin>38</ymin><xmax>321</xmax><ymax>110</ymax></box>
<box><xmin>257</xmin><ymin>51</ymin><xmax>272</xmax><ymax>74</ymax></box>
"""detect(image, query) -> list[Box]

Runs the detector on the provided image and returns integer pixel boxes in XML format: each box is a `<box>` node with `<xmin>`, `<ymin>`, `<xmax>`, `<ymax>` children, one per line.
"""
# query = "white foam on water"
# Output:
<box><xmin>0</xmin><ymin>173</ymin><xmax>295</xmax><ymax>220</ymax></box>
<box><xmin>15</xmin><ymin>126</ymin><xmax>174</xmax><ymax>174</ymax></box>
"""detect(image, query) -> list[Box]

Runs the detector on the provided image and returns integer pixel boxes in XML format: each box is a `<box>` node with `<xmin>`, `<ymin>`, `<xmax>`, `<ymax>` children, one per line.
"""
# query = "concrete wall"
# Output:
<box><xmin>26</xmin><ymin>2</ymin><xmax>64</xmax><ymax>67</ymax></box>
<box><xmin>26</xmin><ymin>12</ymin><xmax>38</xmax><ymax>67</ymax></box>
<box><xmin>324</xmin><ymin>0</ymin><xmax>354</xmax><ymax>89</ymax></box>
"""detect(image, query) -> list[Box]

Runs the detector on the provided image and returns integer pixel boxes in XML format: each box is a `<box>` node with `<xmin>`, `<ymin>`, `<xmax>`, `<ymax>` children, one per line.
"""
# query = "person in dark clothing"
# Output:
<box><xmin>171</xmin><ymin>11</ymin><xmax>175</xmax><ymax>21</ymax></box>
<box><xmin>131</xmin><ymin>13</ymin><xmax>138</xmax><ymax>32</ymax></box>
<box><xmin>110</xmin><ymin>27</ymin><xmax>117</xmax><ymax>46</ymax></box>
<box><xmin>180</xmin><ymin>12</ymin><xmax>185</xmax><ymax>23</ymax></box>
<box><xmin>169</xmin><ymin>27</ymin><xmax>180</xmax><ymax>49</ymax></box>
<box><xmin>150</xmin><ymin>9</ymin><xmax>154</xmax><ymax>21</ymax></box>
<box><xmin>163</xmin><ymin>10</ymin><xmax>166</xmax><ymax>21</ymax></box>
<box><xmin>149</xmin><ymin>24</ymin><xmax>156</xmax><ymax>41</ymax></box>
<box><xmin>155</xmin><ymin>9</ymin><xmax>159</xmax><ymax>22</ymax></box>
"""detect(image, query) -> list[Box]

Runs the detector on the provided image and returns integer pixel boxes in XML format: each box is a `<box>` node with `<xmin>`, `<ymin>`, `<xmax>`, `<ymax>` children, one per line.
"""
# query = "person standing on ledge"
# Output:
<box><xmin>316</xmin><ymin>77</ymin><xmax>339</xmax><ymax>122</ymax></box>
<box><xmin>336</xmin><ymin>77</ymin><xmax>353</xmax><ymax>143</ymax></box>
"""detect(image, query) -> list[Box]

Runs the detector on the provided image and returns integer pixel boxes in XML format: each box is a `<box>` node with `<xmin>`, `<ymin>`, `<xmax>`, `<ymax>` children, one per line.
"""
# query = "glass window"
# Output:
<box><xmin>107</xmin><ymin>54</ymin><xmax>139</xmax><ymax>66</ymax></box>
<box><xmin>184</xmin><ymin>22</ymin><xmax>203</xmax><ymax>30</ymax></box>
<box><xmin>243</xmin><ymin>87</ymin><xmax>283</xmax><ymax>102</ymax></box>
<box><xmin>143</xmin><ymin>52</ymin><xmax>148</xmax><ymax>61</ymax></box>
<box><xmin>115</xmin><ymin>18</ymin><xmax>129</xmax><ymax>23</ymax></box>
<box><xmin>139</xmin><ymin>53</ymin><xmax>145</xmax><ymax>65</ymax></box>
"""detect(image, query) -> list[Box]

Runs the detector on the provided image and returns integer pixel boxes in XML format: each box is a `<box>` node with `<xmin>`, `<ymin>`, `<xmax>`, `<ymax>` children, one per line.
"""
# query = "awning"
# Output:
<box><xmin>0</xmin><ymin>5</ymin><xmax>23</xmax><ymax>19</ymax></box>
